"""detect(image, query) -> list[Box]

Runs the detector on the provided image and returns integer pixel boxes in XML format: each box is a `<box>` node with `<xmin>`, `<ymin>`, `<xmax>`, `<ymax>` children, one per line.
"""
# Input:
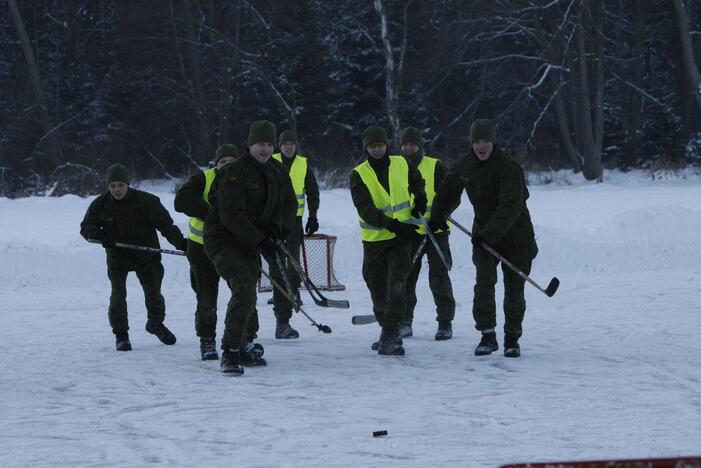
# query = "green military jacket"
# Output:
<box><xmin>432</xmin><ymin>146</ymin><xmax>537</xmax><ymax>258</ymax></box>
<box><xmin>174</xmin><ymin>170</ymin><xmax>212</xmax><ymax>221</ymax></box>
<box><xmin>204</xmin><ymin>154</ymin><xmax>297</xmax><ymax>257</ymax></box>
<box><xmin>80</xmin><ymin>188</ymin><xmax>186</xmax><ymax>268</ymax></box>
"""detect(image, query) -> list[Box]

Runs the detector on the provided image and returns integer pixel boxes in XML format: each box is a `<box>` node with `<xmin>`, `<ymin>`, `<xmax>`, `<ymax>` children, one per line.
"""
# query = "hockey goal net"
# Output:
<box><xmin>257</xmin><ymin>233</ymin><xmax>346</xmax><ymax>292</ymax></box>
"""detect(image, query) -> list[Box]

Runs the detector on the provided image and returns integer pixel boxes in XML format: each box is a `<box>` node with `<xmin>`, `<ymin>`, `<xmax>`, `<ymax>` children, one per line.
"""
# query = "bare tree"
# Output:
<box><xmin>374</xmin><ymin>0</ymin><xmax>413</xmax><ymax>143</ymax></box>
<box><xmin>7</xmin><ymin>0</ymin><xmax>62</xmax><ymax>176</ymax></box>
<box><xmin>672</xmin><ymin>0</ymin><xmax>701</xmax><ymax>114</ymax></box>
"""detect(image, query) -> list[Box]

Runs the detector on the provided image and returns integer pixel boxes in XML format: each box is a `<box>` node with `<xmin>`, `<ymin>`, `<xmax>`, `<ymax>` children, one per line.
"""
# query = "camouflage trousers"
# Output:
<box><xmin>472</xmin><ymin>244</ymin><xmax>533</xmax><ymax>338</ymax></box>
<box><xmin>206</xmin><ymin>246</ymin><xmax>260</xmax><ymax>351</ymax></box>
<box><xmin>362</xmin><ymin>239</ymin><xmax>413</xmax><ymax>327</ymax></box>
<box><xmin>405</xmin><ymin>232</ymin><xmax>456</xmax><ymax>323</ymax></box>
<box><xmin>107</xmin><ymin>259</ymin><xmax>165</xmax><ymax>334</ymax></box>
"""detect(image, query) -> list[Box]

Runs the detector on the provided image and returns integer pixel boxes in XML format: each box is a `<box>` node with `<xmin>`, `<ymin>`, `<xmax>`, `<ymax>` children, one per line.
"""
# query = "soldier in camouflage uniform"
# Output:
<box><xmin>204</xmin><ymin>121</ymin><xmax>297</xmax><ymax>375</ymax></box>
<box><xmin>80</xmin><ymin>164</ymin><xmax>187</xmax><ymax>351</ymax></box>
<box><xmin>174</xmin><ymin>144</ymin><xmax>256</xmax><ymax>361</ymax></box>
<box><xmin>399</xmin><ymin>127</ymin><xmax>456</xmax><ymax>341</ymax></box>
<box><xmin>350</xmin><ymin>126</ymin><xmax>427</xmax><ymax>356</ymax></box>
<box><xmin>268</xmin><ymin>130</ymin><xmax>321</xmax><ymax>339</ymax></box>
<box><xmin>430</xmin><ymin>119</ymin><xmax>538</xmax><ymax>358</ymax></box>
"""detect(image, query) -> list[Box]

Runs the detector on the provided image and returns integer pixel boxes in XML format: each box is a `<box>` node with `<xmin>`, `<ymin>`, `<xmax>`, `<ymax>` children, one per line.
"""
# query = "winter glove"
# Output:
<box><xmin>410</xmin><ymin>199</ymin><xmax>427</xmax><ymax>219</ymax></box>
<box><xmin>471</xmin><ymin>232</ymin><xmax>489</xmax><ymax>250</ymax></box>
<box><xmin>265</xmin><ymin>224</ymin><xmax>281</xmax><ymax>241</ymax></box>
<box><xmin>178</xmin><ymin>238</ymin><xmax>188</xmax><ymax>252</ymax></box>
<box><xmin>305</xmin><ymin>217</ymin><xmax>319</xmax><ymax>236</ymax></box>
<box><xmin>97</xmin><ymin>229</ymin><xmax>116</xmax><ymax>249</ymax></box>
<box><xmin>259</xmin><ymin>237</ymin><xmax>277</xmax><ymax>259</ymax></box>
<box><xmin>388</xmin><ymin>220</ymin><xmax>420</xmax><ymax>241</ymax></box>
<box><xmin>427</xmin><ymin>217</ymin><xmax>448</xmax><ymax>233</ymax></box>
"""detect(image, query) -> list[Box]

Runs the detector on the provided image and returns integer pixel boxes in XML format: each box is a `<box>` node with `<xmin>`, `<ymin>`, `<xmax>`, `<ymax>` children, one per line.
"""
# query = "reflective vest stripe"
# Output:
<box><xmin>353</xmin><ymin>156</ymin><xmax>413</xmax><ymax>242</ymax></box>
<box><xmin>273</xmin><ymin>153</ymin><xmax>308</xmax><ymax>216</ymax></box>
<box><xmin>187</xmin><ymin>168</ymin><xmax>216</xmax><ymax>245</ymax></box>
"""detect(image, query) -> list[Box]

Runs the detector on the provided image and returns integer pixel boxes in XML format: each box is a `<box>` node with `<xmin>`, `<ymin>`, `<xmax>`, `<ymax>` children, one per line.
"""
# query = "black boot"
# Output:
<box><xmin>434</xmin><ymin>321</ymin><xmax>453</xmax><ymax>341</ymax></box>
<box><xmin>115</xmin><ymin>332</ymin><xmax>132</xmax><ymax>351</ymax></box>
<box><xmin>474</xmin><ymin>331</ymin><xmax>498</xmax><ymax>356</ymax></box>
<box><xmin>378</xmin><ymin>325</ymin><xmax>405</xmax><ymax>356</ymax></box>
<box><xmin>220</xmin><ymin>349</ymin><xmax>244</xmax><ymax>375</ymax></box>
<box><xmin>398</xmin><ymin>320</ymin><xmax>413</xmax><ymax>338</ymax></box>
<box><xmin>240</xmin><ymin>345</ymin><xmax>267</xmax><ymax>367</ymax></box>
<box><xmin>200</xmin><ymin>337</ymin><xmax>218</xmax><ymax>361</ymax></box>
<box><xmin>504</xmin><ymin>334</ymin><xmax>521</xmax><ymax>358</ymax></box>
<box><xmin>372</xmin><ymin>329</ymin><xmax>403</xmax><ymax>351</ymax></box>
<box><xmin>275</xmin><ymin>319</ymin><xmax>299</xmax><ymax>339</ymax></box>
<box><xmin>244</xmin><ymin>341</ymin><xmax>265</xmax><ymax>358</ymax></box>
<box><xmin>145</xmin><ymin>321</ymin><xmax>176</xmax><ymax>345</ymax></box>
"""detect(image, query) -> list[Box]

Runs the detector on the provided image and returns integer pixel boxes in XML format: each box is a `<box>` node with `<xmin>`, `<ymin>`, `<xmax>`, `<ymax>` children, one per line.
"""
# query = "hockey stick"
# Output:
<box><xmin>418</xmin><ymin>218</ymin><xmax>451</xmax><ymax>270</ymax></box>
<box><xmin>412</xmin><ymin>236</ymin><xmax>428</xmax><ymax>264</ymax></box>
<box><xmin>270</xmin><ymin>251</ymin><xmax>332</xmax><ymax>333</ymax></box>
<box><xmin>88</xmin><ymin>239</ymin><xmax>186</xmax><ymax>256</ymax></box>
<box><xmin>351</xmin><ymin>314</ymin><xmax>377</xmax><ymax>325</ymax></box>
<box><xmin>275</xmin><ymin>241</ymin><xmax>350</xmax><ymax>309</ymax></box>
<box><xmin>447</xmin><ymin>216</ymin><xmax>560</xmax><ymax>297</ymax></box>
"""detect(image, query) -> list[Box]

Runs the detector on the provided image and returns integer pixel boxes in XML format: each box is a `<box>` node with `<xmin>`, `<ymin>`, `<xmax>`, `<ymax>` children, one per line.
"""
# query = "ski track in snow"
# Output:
<box><xmin>1</xmin><ymin>179</ymin><xmax>701</xmax><ymax>467</ymax></box>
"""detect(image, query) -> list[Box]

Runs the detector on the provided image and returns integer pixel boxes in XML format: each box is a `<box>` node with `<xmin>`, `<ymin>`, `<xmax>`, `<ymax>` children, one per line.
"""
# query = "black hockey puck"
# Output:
<box><xmin>373</xmin><ymin>430</ymin><xmax>388</xmax><ymax>437</ymax></box>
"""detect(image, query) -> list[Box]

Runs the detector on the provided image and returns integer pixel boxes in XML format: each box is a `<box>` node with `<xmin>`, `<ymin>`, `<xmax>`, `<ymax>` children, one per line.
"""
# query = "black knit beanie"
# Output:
<box><xmin>469</xmin><ymin>119</ymin><xmax>496</xmax><ymax>143</ymax></box>
<box><xmin>247</xmin><ymin>120</ymin><xmax>277</xmax><ymax>146</ymax></box>
<box><xmin>105</xmin><ymin>164</ymin><xmax>130</xmax><ymax>185</ymax></box>
<box><xmin>400</xmin><ymin>127</ymin><xmax>422</xmax><ymax>146</ymax></box>
<box><xmin>278</xmin><ymin>130</ymin><xmax>298</xmax><ymax>146</ymax></box>
<box><xmin>362</xmin><ymin>126</ymin><xmax>388</xmax><ymax>149</ymax></box>
<box><xmin>214</xmin><ymin>144</ymin><xmax>239</xmax><ymax>163</ymax></box>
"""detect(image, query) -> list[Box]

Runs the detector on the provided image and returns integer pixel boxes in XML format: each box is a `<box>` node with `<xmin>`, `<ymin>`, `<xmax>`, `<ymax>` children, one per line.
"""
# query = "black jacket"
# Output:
<box><xmin>204</xmin><ymin>154</ymin><xmax>297</xmax><ymax>257</ymax></box>
<box><xmin>80</xmin><ymin>188</ymin><xmax>185</xmax><ymax>268</ymax></box>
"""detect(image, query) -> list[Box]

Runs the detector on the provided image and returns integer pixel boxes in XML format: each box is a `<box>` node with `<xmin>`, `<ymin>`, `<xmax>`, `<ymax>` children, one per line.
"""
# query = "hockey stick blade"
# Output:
<box><xmin>351</xmin><ymin>315</ymin><xmax>377</xmax><ymax>325</ymax></box>
<box><xmin>545</xmin><ymin>277</ymin><xmax>560</xmax><ymax>297</ymax></box>
<box><xmin>315</xmin><ymin>297</ymin><xmax>350</xmax><ymax>309</ymax></box>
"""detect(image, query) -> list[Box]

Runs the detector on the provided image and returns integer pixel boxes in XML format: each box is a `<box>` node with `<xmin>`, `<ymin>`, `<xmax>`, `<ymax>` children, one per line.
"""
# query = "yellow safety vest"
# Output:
<box><xmin>415</xmin><ymin>156</ymin><xmax>450</xmax><ymax>235</ymax></box>
<box><xmin>187</xmin><ymin>167</ymin><xmax>216</xmax><ymax>245</ymax></box>
<box><xmin>273</xmin><ymin>153</ymin><xmax>307</xmax><ymax>216</ymax></box>
<box><xmin>353</xmin><ymin>156</ymin><xmax>413</xmax><ymax>242</ymax></box>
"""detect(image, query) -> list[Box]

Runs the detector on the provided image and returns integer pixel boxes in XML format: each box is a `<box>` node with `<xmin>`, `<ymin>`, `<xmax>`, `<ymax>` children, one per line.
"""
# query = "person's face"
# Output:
<box><xmin>249</xmin><ymin>142</ymin><xmax>275</xmax><ymax>163</ymax></box>
<box><xmin>472</xmin><ymin>140</ymin><xmax>494</xmax><ymax>161</ymax></box>
<box><xmin>281</xmin><ymin>142</ymin><xmax>296</xmax><ymax>158</ymax></box>
<box><xmin>216</xmin><ymin>156</ymin><xmax>236</xmax><ymax>170</ymax></box>
<box><xmin>108</xmin><ymin>181</ymin><xmax>129</xmax><ymax>200</ymax></box>
<box><xmin>366</xmin><ymin>143</ymin><xmax>387</xmax><ymax>159</ymax></box>
<box><xmin>401</xmin><ymin>143</ymin><xmax>420</xmax><ymax>157</ymax></box>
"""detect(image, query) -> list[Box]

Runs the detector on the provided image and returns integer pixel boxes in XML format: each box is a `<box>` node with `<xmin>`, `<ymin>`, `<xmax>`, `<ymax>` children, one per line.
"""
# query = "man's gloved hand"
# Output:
<box><xmin>388</xmin><ymin>220</ymin><xmax>420</xmax><ymax>241</ymax></box>
<box><xmin>410</xmin><ymin>200</ymin><xmax>427</xmax><ymax>219</ymax></box>
<box><xmin>427</xmin><ymin>217</ymin><xmax>449</xmax><ymax>233</ymax></box>
<box><xmin>305</xmin><ymin>217</ymin><xmax>319</xmax><ymax>236</ymax></box>
<box><xmin>471</xmin><ymin>232</ymin><xmax>488</xmax><ymax>249</ymax></box>
<box><xmin>281</xmin><ymin>226</ymin><xmax>291</xmax><ymax>241</ymax></box>
<box><xmin>178</xmin><ymin>238</ymin><xmax>188</xmax><ymax>252</ymax></box>
<box><xmin>265</xmin><ymin>224</ymin><xmax>281</xmax><ymax>241</ymax></box>
<box><xmin>97</xmin><ymin>229</ymin><xmax>116</xmax><ymax>248</ymax></box>
<box><xmin>259</xmin><ymin>237</ymin><xmax>277</xmax><ymax>259</ymax></box>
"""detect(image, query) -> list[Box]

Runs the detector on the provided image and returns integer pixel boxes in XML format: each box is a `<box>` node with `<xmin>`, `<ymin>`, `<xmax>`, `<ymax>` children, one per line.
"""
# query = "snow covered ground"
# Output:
<box><xmin>1</xmin><ymin>171</ymin><xmax>700</xmax><ymax>467</ymax></box>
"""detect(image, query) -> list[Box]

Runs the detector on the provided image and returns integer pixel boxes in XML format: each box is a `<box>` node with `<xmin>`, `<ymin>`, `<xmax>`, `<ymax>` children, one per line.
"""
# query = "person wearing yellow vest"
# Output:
<box><xmin>398</xmin><ymin>127</ymin><xmax>456</xmax><ymax>342</ymax></box>
<box><xmin>269</xmin><ymin>129</ymin><xmax>320</xmax><ymax>339</ymax></box>
<box><xmin>349</xmin><ymin>125</ymin><xmax>427</xmax><ymax>356</ymax></box>
<box><xmin>174</xmin><ymin>144</ymin><xmax>257</xmax><ymax>361</ymax></box>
